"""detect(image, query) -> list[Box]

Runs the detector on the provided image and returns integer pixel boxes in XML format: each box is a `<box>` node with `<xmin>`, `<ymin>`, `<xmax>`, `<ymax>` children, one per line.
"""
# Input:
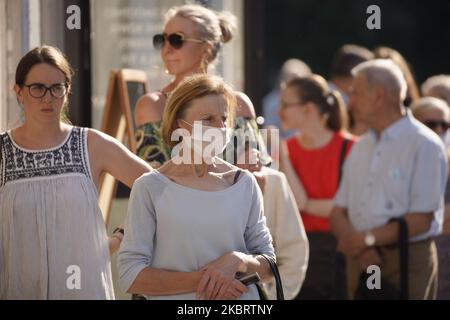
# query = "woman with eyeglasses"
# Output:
<box><xmin>0</xmin><ymin>46</ymin><xmax>152</xmax><ymax>299</ymax></box>
<box><xmin>134</xmin><ymin>4</ymin><xmax>252</xmax><ymax>169</ymax></box>
<box><xmin>118</xmin><ymin>74</ymin><xmax>275</xmax><ymax>300</ymax></box>
<box><xmin>411</xmin><ymin>96</ymin><xmax>450</xmax><ymax>300</ymax></box>
<box><xmin>278</xmin><ymin>74</ymin><xmax>357</xmax><ymax>300</ymax></box>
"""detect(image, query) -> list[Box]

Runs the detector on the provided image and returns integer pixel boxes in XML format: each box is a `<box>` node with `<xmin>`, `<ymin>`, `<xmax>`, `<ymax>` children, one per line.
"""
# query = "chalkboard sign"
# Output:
<box><xmin>98</xmin><ymin>69</ymin><xmax>149</xmax><ymax>224</ymax></box>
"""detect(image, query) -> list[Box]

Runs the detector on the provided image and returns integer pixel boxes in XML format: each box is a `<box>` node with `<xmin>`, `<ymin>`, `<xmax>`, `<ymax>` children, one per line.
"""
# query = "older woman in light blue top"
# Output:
<box><xmin>118</xmin><ymin>74</ymin><xmax>275</xmax><ymax>300</ymax></box>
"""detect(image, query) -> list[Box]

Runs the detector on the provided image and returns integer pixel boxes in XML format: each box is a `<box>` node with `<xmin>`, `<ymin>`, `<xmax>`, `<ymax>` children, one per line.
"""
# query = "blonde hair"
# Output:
<box><xmin>162</xmin><ymin>74</ymin><xmax>236</xmax><ymax>148</ymax></box>
<box><xmin>165</xmin><ymin>4</ymin><xmax>237</xmax><ymax>67</ymax></box>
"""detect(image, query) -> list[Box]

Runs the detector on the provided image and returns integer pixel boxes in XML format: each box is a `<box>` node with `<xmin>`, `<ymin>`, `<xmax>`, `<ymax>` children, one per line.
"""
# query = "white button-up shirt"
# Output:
<box><xmin>334</xmin><ymin>111</ymin><xmax>448</xmax><ymax>241</ymax></box>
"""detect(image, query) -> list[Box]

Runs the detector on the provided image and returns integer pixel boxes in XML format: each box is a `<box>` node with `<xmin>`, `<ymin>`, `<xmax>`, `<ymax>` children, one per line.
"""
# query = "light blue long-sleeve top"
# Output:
<box><xmin>118</xmin><ymin>170</ymin><xmax>275</xmax><ymax>300</ymax></box>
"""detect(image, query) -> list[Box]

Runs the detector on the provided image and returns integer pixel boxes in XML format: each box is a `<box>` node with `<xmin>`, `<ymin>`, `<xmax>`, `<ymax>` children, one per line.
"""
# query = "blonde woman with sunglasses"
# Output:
<box><xmin>134</xmin><ymin>4</ymin><xmax>253</xmax><ymax>169</ymax></box>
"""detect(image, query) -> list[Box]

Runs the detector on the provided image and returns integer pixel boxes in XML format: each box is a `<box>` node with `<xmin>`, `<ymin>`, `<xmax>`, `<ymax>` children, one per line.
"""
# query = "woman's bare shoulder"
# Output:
<box><xmin>135</xmin><ymin>91</ymin><xmax>167</xmax><ymax>126</ymax></box>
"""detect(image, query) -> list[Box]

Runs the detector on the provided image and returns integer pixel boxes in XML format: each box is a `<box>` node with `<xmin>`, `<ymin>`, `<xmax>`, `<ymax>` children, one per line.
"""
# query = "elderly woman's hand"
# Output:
<box><xmin>196</xmin><ymin>251</ymin><xmax>249</xmax><ymax>300</ymax></box>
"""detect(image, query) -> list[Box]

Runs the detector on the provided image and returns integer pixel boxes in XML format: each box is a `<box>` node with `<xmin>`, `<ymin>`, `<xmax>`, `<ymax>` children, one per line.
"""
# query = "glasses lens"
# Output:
<box><xmin>153</xmin><ymin>34</ymin><xmax>164</xmax><ymax>49</ymax></box>
<box><xmin>168</xmin><ymin>34</ymin><xmax>184</xmax><ymax>49</ymax></box>
<box><xmin>51</xmin><ymin>84</ymin><xmax>67</xmax><ymax>98</ymax></box>
<box><xmin>29</xmin><ymin>85</ymin><xmax>46</xmax><ymax>98</ymax></box>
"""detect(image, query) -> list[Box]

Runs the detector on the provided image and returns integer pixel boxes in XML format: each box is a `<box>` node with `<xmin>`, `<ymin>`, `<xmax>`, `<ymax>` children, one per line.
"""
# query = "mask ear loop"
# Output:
<box><xmin>180</xmin><ymin>119</ymin><xmax>209</xmax><ymax>177</ymax></box>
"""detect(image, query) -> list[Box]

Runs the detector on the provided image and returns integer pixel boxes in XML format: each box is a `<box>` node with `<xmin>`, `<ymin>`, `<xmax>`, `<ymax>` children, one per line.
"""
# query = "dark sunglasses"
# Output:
<box><xmin>153</xmin><ymin>32</ymin><xmax>203</xmax><ymax>50</ymax></box>
<box><xmin>23</xmin><ymin>83</ymin><xmax>68</xmax><ymax>99</ymax></box>
<box><xmin>424</xmin><ymin>120</ymin><xmax>449</xmax><ymax>131</ymax></box>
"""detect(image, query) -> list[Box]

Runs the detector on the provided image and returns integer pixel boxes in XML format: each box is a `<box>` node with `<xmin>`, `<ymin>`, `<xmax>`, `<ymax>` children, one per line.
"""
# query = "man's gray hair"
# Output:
<box><xmin>351</xmin><ymin>59</ymin><xmax>408</xmax><ymax>103</ymax></box>
<box><xmin>411</xmin><ymin>97</ymin><xmax>450</xmax><ymax>121</ymax></box>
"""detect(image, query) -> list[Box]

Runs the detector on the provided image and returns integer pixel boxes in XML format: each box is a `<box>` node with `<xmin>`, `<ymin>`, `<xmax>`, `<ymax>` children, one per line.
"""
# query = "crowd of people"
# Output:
<box><xmin>1</xmin><ymin>3</ymin><xmax>449</xmax><ymax>300</ymax></box>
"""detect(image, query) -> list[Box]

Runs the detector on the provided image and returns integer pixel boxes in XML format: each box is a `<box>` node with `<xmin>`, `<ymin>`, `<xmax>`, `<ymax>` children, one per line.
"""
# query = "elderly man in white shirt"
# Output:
<box><xmin>330</xmin><ymin>59</ymin><xmax>448</xmax><ymax>300</ymax></box>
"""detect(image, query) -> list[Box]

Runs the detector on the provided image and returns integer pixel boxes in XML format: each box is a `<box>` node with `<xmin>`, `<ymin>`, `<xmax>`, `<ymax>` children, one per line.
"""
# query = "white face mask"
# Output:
<box><xmin>181</xmin><ymin>120</ymin><xmax>231</xmax><ymax>162</ymax></box>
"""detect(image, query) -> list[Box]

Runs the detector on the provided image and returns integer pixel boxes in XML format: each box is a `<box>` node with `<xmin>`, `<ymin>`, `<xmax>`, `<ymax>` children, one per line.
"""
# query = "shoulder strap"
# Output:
<box><xmin>0</xmin><ymin>135</ymin><xmax>4</xmax><ymax>187</ymax></box>
<box><xmin>233</xmin><ymin>170</ymin><xmax>242</xmax><ymax>185</ymax></box>
<box><xmin>338</xmin><ymin>138</ymin><xmax>350</xmax><ymax>185</ymax></box>
<box><xmin>0</xmin><ymin>134</ymin><xmax>3</xmax><ymax>167</ymax></box>
<box><xmin>259</xmin><ymin>253</ymin><xmax>284</xmax><ymax>300</ymax></box>
<box><xmin>389</xmin><ymin>217</ymin><xmax>409</xmax><ymax>299</ymax></box>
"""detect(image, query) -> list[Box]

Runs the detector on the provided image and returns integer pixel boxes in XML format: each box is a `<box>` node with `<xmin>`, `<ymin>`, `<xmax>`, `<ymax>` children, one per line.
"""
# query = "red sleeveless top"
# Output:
<box><xmin>286</xmin><ymin>131</ymin><xmax>356</xmax><ymax>232</ymax></box>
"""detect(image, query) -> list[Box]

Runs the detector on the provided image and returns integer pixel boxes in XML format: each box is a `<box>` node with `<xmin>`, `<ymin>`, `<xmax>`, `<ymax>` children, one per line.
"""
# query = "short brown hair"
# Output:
<box><xmin>161</xmin><ymin>74</ymin><xmax>237</xmax><ymax>148</ymax></box>
<box><xmin>284</xmin><ymin>74</ymin><xmax>348</xmax><ymax>132</ymax></box>
<box><xmin>331</xmin><ymin>44</ymin><xmax>374</xmax><ymax>78</ymax></box>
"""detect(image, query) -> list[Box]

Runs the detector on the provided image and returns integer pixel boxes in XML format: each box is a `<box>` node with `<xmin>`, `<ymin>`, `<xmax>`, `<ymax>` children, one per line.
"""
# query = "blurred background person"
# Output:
<box><xmin>421</xmin><ymin>75</ymin><xmax>450</xmax><ymax>148</ymax></box>
<box><xmin>329</xmin><ymin>44</ymin><xmax>374</xmax><ymax>136</ymax></box>
<box><xmin>412</xmin><ymin>97</ymin><xmax>450</xmax><ymax>300</ymax></box>
<box><xmin>134</xmin><ymin>4</ymin><xmax>251</xmax><ymax>169</ymax></box>
<box><xmin>421</xmin><ymin>74</ymin><xmax>450</xmax><ymax>106</ymax></box>
<box><xmin>329</xmin><ymin>44</ymin><xmax>374</xmax><ymax>107</ymax></box>
<box><xmin>332</xmin><ymin>59</ymin><xmax>447</xmax><ymax>300</ymax></box>
<box><xmin>373</xmin><ymin>46</ymin><xmax>421</xmax><ymax>107</ymax></box>
<box><xmin>224</xmin><ymin>94</ymin><xmax>309</xmax><ymax>300</ymax></box>
<box><xmin>262</xmin><ymin>58</ymin><xmax>312</xmax><ymax>139</ymax></box>
<box><xmin>279</xmin><ymin>74</ymin><xmax>357</xmax><ymax>299</ymax></box>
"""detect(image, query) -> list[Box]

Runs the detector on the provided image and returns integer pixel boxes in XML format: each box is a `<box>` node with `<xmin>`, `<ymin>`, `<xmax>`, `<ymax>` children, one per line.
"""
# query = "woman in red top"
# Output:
<box><xmin>279</xmin><ymin>74</ymin><xmax>357</xmax><ymax>299</ymax></box>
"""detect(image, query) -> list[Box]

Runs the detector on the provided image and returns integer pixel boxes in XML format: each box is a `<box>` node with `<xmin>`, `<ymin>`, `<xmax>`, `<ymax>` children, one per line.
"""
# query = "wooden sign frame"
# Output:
<box><xmin>98</xmin><ymin>69</ymin><xmax>149</xmax><ymax>224</ymax></box>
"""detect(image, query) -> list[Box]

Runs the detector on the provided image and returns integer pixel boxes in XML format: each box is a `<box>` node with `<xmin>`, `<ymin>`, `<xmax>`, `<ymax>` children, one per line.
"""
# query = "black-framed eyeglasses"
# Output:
<box><xmin>23</xmin><ymin>83</ymin><xmax>68</xmax><ymax>99</ymax></box>
<box><xmin>423</xmin><ymin>120</ymin><xmax>449</xmax><ymax>131</ymax></box>
<box><xmin>153</xmin><ymin>32</ymin><xmax>204</xmax><ymax>50</ymax></box>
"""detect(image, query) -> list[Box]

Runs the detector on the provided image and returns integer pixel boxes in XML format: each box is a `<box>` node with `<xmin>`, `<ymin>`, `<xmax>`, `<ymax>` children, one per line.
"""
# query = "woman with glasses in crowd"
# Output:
<box><xmin>118</xmin><ymin>74</ymin><xmax>275</xmax><ymax>300</ymax></box>
<box><xmin>278</xmin><ymin>74</ymin><xmax>357</xmax><ymax>299</ymax></box>
<box><xmin>412</xmin><ymin>96</ymin><xmax>450</xmax><ymax>300</ymax></box>
<box><xmin>0</xmin><ymin>46</ymin><xmax>152</xmax><ymax>299</ymax></box>
<box><xmin>134</xmin><ymin>3</ymin><xmax>253</xmax><ymax>168</ymax></box>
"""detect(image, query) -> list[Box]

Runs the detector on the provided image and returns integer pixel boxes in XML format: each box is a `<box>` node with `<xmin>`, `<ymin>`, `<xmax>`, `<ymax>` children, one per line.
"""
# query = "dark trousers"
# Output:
<box><xmin>296</xmin><ymin>232</ymin><xmax>347</xmax><ymax>300</ymax></box>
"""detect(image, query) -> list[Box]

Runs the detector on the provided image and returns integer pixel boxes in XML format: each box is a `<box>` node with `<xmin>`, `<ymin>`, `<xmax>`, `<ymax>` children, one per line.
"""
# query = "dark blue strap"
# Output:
<box><xmin>338</xmin><ymin>138</ymin><xmax>350</xmax><ymax>186</ymax></box>
<box><xmin>389</xmin><ymin>217</ymin><xmax>409</xmax><ymax>299</ymax></box>
<box><xmin>233</xmin><ymin>170</ymin><xmax>242</xmax><ymax>185</ymax></box>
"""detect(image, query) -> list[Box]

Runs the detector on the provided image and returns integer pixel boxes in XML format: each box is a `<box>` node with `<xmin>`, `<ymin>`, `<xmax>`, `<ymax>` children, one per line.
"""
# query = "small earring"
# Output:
<box><xmin>200</xmin><ymin>57</ymin><xmax>208</xmax><ymax>74</ymax></box>
<box><xmin>165</xmin><ymin>69</ymin><xmax>169</xmax><ymax>75</ymax></box>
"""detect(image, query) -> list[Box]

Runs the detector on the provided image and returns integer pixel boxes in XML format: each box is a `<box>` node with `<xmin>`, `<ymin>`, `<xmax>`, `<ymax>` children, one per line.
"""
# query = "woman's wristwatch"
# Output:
<box><xmin>364</xmin><ymin>231</ymin><xmax>376</xmax><ymax>247</ymax></box>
